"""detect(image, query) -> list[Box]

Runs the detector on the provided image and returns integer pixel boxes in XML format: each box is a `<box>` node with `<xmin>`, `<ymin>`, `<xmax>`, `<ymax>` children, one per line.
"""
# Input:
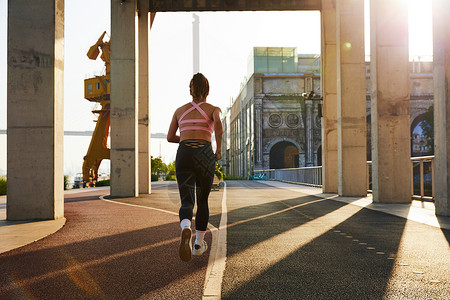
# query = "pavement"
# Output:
<box><xmin>0</xmin><ymin>180</ymin><xmax>448</xmax><ymax>299</ymax></box>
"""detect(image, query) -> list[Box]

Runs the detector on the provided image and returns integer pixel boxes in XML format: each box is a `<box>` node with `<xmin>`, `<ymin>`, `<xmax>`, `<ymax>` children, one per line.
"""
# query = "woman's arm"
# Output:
<box><xmin>167</xmin><ymin>113</ymin><xmax>180</xmax><ymax>143</ymax></box>
<box><xmin>212</xmin><ymin>107</ymin><xmax>223</xmax><ymax>160</ymax></box>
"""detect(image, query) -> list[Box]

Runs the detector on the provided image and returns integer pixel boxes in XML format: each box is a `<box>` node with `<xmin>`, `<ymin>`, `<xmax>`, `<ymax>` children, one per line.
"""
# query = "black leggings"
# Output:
<box><xmin>175</xmin><ymin>140</ymin><xmax>215</xmax><ymax>231</ymax></box>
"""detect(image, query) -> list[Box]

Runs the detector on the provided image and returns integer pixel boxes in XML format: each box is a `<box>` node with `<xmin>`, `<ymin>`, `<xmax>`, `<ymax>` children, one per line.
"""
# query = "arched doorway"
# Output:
<box><xmin>270</xmin><ymin>141</ymin><xmax>299</xmax><ymax>169</ymax></box>
<box><xmin>411</xmin><ymin>112</ymin><xmax>433</xmax><ymax>156</ymax></box>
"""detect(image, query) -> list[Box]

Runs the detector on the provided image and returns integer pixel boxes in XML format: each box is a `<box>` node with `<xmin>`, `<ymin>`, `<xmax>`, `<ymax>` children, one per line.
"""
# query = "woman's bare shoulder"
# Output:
<box><xmin>203</xmin><ymin>102</ymin><xmax>221</xmax><ymax>112</ymax></box>
<box><xmin>174</xmin><ymin>103</ymin><xmax>192</xmax><ymax>116</ymax></box>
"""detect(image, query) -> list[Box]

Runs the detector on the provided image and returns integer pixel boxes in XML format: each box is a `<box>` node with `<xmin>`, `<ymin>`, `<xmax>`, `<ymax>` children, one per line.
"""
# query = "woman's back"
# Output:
<box><xmin>175</xmin><ymin>101</ymin><xmax>218</xmax><ymax>142</ymax></box>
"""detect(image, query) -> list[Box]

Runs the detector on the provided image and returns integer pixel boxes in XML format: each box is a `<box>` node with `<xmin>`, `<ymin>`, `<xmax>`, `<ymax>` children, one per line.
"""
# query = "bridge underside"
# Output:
<box><xmin>149</xmin><ymin>0</ymin><xmax>320</xmax><ymax>11</ymax></box>
<box><xmin>6</xmin><ymin>0</ymin><xmax>450</xmax><ymax>219</ymax></box>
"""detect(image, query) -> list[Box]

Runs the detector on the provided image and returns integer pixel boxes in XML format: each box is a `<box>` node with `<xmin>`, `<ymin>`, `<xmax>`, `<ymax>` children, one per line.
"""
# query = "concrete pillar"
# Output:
<box><xmin>370</xmin><ymin>0</ymin><xmax>411</xmax><ymax>203</ymax></box>
<box><xmin>254</xmin><ymin>95</ymin><xmax>263</xmax><ymax>170</ymax></box>
<box><xmin>138</xmin><ymin>0</ymin><xmax>150</xmax><ymax>194</ymax></box>
<box><xmin>110</xmin><ymin>0</ymin><xmax>139</xmax><ymax>197</ymax></box>
<box><xmin>320</xmin><ymin>0</ymin><xmax>338</xmax><ymax>193</ymax></box>
<box><xmin>305</xmin><ymin>99</ymin><xmax>314</xmax><ymax>167</ymax></box>
<box><xmin>7</xmin><ymin>0</ymin><xmax>64</xmax><ymax>220</ymax></box>
<box><xmin>433</xmin><ymin>0</ymin><xmax>450</xmax><ymax>216</ymax></box>
<box><xmin>336</xmin><ymin>0</ymin><xmax>367</xmax><ymax>196</ymax></box>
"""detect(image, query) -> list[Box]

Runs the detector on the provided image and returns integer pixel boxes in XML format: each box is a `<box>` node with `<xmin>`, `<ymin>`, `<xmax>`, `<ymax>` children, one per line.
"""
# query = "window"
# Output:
<box><xmin>96</xmin><ymin>83</ymin><xmax>100</xmax><ymax>89</ymax></box>
<box><xmin>88</xmin><ymin>84</ymin><xmax>93</xmax><ymax>90</ymax></box>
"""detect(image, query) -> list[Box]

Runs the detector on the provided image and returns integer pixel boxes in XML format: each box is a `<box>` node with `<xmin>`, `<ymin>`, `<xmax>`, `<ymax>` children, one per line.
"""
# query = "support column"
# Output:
<box><xmin>320</xmin><ymin>0</ymin><xmax>338</xmax><ymax>193</ymax></box>
<box><xmin>433</xmin><ymin>0</ymin><xmax>450</xmax><ymax>216</ymax></box>
<box><xmin>254</xmin><ymin>94</ymin><xmax>263</xmax><ymax>170</ymax></box>
<box><xmin>7</xmin><ymin>0</ymin><xmax>64</xmax><ymax>220</ymax></box>
<box><xmin>111</xmin><ymin>0</ymin><xmax>139</xmax><ymax>197</ymax></box>
<box><xmin>336</xmin><ymin>0</ymin><xmax>367</xmax><ymax>196</ymax></box>
<box><xmin>138</xmin><ymin>0</ymin><xmax>150</xmax><ymax>194</ymax></box>
<box><xmin>370</xmin><ymin>0</ymin><xmax>411</xmax><ymax>203</ymax></box>
<box><xmin>305</xmin><ymin>98</ymin><xmax>314</xmax><ymax>167</ymax></box>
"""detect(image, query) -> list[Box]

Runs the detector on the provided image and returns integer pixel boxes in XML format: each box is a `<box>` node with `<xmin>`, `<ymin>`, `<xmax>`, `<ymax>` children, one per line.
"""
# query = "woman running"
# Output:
<box><xmin>167</xmin><ymin>73</ymin><xmax>223</xmax><ymax>262</ymax></box>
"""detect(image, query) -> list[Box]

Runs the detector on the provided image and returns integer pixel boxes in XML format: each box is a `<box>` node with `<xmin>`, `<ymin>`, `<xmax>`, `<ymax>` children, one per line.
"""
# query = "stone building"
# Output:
<box><xmin>221</xmin><ymin>47</ymin><xmax>434</xmax><ymax>178</ymax></box>
<box><xmin>221</xmin><ymin>48</ymin><xmax>322</xmax><ymax>177</ymax></box>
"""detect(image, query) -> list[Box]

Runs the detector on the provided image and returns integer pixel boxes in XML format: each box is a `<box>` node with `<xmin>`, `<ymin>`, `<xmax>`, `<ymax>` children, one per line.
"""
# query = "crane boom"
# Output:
<box><xmin>82</xmin><ymin>32</ymin><xmax>111</xmax><ymax>187</ymax></box>
<box><xmin>80</xmin><ymin>12</ymin><xmax>156</xmax><ymax>187</ymax></box>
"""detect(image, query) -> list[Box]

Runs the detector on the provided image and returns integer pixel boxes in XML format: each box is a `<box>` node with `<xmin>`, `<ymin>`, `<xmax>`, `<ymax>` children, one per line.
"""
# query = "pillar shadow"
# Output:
<box><xmin>210</xmin><ymin>192</ymin><xmax>349</xmax><ymax>257</ymax></box>
<box><xmin>0</xmin><ymin>205</ymin><xmax>210</xmax><ymax>299</ymax></box>
<box><xmin>65</xmin><ymin>195</ymin><xmax>108</xmax><ymax>203</ymax></box>
<box><xmin>221</xmin><ymin>206</ymin><xmax>409</xmax><ymax>299</ymax></box>
<box><xmin>437</xmin><ymin>217</ymin><xmax>450</xmax><ymax>246</ymax></box>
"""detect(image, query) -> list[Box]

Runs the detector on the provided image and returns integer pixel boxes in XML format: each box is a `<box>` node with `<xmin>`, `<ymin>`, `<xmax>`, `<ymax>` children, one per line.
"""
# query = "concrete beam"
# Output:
<box><xmin>321</xmin><ymin>0</ymin><xmax>338</xmax><ymax>193</ymax></box>
<box><xmin>433</xmin><ymin>0</ymin><xmax>450</xmax><ymax>216</ymax></box>
<box><xmin>149</xmin><ymin>0</ymin><xmax>321</xmax><ymax>11</ymax></box>
<box><xmin>7</xmin><ymin>0</ymin><xmax>65</xmax><ymax>220</ymax></box>
<box><xmin>336</xmin><ymin>0</ymin><xmax>367</xmax><ymax>196</ymax></box>
<box><xmin>111</xmin><ymin>0</ymin><xmax>139</xmax><ymax>197</ymax></box>
<box><xmin>138</xmin><ymin>0</ymin><xmax>151</xmax><ymax>194</ymax></box>
<box><xmin>370</xmin><ymin>0</ymin><xmax>411</xmax><ymax>203</ymax></box>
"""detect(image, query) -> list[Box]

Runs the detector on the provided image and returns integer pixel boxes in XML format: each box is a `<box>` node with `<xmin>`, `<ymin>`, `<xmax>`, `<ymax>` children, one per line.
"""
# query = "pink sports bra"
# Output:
<box><xmin>178</xmin><ymin>101</ymin><xmax>214</xmax><ymax>134</ymax></box>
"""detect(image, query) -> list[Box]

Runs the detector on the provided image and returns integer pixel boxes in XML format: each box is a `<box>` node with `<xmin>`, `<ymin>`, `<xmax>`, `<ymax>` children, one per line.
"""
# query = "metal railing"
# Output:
<box><xmin>411</xmin><ymin>156</ymin><xmax>434</xmax><ymax>201</ymax></box>
<box><xmin>254</xmin><ymin>155</ymin><xmax>434</xmax><ymax>202</ymax></box>
<box><xmin>253</xmin><ymin>166</ymin><xmax>322</xmax><ymax>187</ymax></box>
<box><xmin>367</xmin><ymin>155</ymin><xmax>434</xmax><ymax>201</ymax></box>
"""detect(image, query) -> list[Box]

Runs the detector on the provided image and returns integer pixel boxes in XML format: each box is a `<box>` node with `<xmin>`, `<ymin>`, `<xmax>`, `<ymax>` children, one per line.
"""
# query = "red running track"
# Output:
<box><xmin>0</xmin><ymin>189</ymin><xmax>210</xmax><ymax>299</ymax></box>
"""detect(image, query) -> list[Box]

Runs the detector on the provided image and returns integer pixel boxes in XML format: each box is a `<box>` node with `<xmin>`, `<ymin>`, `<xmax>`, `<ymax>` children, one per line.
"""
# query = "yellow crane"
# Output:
<box><xmin>82</xmin><ymin>31</ymin><xmax>111</xmax><ymax>187</ymax></box>
<box><xmin>81</xmin><ymin>13</ymin><xmax>156</xmax><ymax>187</ymax></box>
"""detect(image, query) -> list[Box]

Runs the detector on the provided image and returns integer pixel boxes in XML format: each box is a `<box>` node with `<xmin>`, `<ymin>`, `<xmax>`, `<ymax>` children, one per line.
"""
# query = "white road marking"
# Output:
<box><xmin>100</xmin><ymin>196</ymin><xmax>178</xmax><ymax>216</ymax></box>
<box><xmin>203</xmin><ymin>182</ymin><xmax>227</xmax><ymax>300</ymax></box>
<box><xmin>100</xmin><ymin>187</ymin><xmax>228</xmax><ymax>299</ymax></box>
<box><xmin>100</xmin><ymin>190</ymin><xmax>229</xmax><ymax>299</ymax></box>
<box><xmin>223</xmin><ymin>199</ymin><xmax>365</xmax><ymax>294</ymax></box>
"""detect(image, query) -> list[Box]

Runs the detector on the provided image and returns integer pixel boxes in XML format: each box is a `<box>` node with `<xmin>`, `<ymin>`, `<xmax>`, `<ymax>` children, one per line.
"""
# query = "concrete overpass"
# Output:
<box><xmin>6</xmin><ymin>0</ymin><xmax>450</xmax><ymax>220</ymax></box>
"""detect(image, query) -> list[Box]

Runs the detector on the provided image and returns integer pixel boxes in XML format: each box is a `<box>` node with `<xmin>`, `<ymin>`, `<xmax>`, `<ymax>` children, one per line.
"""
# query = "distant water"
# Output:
<box><xmin>0</xmin><ymin>134</ymin><xmax>178</xmax><ymax>177</ymax></box>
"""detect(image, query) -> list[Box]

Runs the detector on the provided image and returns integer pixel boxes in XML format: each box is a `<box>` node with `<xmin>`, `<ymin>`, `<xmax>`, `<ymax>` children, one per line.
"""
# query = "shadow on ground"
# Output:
<box><xmin>219</xmin><ymin>181</ymin><xmax>412</xmax><ymax>299</ymax></box>
<box><xmin>0</xmin><ymin>193</ymin><xmax>210</xmax><ymax>300</ymax></box>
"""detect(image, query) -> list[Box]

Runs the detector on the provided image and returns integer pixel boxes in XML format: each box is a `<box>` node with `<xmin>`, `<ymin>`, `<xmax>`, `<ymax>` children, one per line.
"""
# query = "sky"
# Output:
<box><xmin>0</xmin><ymin>0</ymin><xmax>433</xmax><ymax>168</ymax></box>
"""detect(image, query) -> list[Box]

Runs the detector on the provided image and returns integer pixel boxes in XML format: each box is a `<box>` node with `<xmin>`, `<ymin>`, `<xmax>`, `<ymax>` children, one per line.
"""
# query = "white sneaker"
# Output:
<box><xmin>179</xmin><ymin>227</ymin><xmax>192</xmax><ymax>262</ymax></box>
<box><xmin>192</xmin><ymin>240</ymin><xmax>208</xmax><ymax>256</ymax></box>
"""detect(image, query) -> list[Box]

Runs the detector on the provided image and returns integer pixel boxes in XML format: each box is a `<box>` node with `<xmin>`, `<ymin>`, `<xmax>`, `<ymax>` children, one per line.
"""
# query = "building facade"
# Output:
<box><xmin>221</xmin><ymin>48</ymin><xmax>322</xmax><ymax>177</ymax></box>
<box><xmin>221</xmin><ymin>48</ymin><xmax>434</xmax><ymax>178</ymax></box>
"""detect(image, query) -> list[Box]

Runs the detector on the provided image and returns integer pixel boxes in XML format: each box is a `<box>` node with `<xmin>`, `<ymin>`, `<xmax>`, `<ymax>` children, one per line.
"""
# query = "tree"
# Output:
<box><xmin>420</xmin><ymin>105</ymin><xmax>434</xmax><ymax>154</ymax></box>
<box><xmin>151</xmin><ymin>156</ymin><xmax>165</xmax><ymax>175</ymax></box>
<box><xmin>64</xmin><ymin>175</ymin><xmax>69</xmax><ymax>190</ymax></box>
<box><xmin>166</xmin><ymin>161</ymin><xmax>176</xmax><ymax>176</ymax></box>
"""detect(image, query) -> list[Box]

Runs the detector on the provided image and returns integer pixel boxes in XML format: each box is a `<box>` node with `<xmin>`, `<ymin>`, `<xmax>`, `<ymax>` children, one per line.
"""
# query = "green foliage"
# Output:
<box><xmin>167</xmin><ymin>161</ymin><xmax>175</xmax><ymax>175</ymax></box>
<box><xmin>225</xmin><ymin>176</ymin><xmax>248</xmax><ymax>180</ymax></box>
<box><xmin>215</xmin><ymin>163</ymin><xmax>225</xmax><ymax>180</ymax></box>
<box><xmin>0</xmin><ymin>177</ymin><xmax>6</xmax><ymax>195</ymax></box>
<box><xmin>64</xmin><ymin>175</ymin><xmax>69</xmax><ymax>190</ymax></box>
<box><xmin>166</xmin><ymin>161</ymin><xmax>176</xmax><ymax>179</ymax></box>
<box><xmin>165</xmin><ymin>174</ymin><xmax>176</xmax><ymax>181</ymax></box>
<box><xmin>420</xmin><ymin>105</ymin><xmax>434</xmax><ymax>154</ymax></box>
<box><xmin>151</xmin><ymin>158</ymin><xmax>177</xmax><ymax>181</ymax></box>
<box><xmin>151</xmin><ymin>156</ymin><xmax>166</xmax><ymax>175</ymax></box>
<box><xmin>95</xmin><ymin>179</ymin><xmax>110</xmax><ymax>187</ymax></box>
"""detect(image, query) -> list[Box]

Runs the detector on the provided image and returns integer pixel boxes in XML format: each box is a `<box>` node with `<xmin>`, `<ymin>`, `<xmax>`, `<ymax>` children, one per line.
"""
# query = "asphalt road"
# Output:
<box><xmin>0</xmin><ymin>181</ymin><xmax>448</xmax><ymax>299</ymax></box>
<box><xmin>0</xmin><ymin>187</ymin><xmax>211</xmax><ymax>299</ymax></box>
<box><xmin>221</xmin><ymin>181</ymin><xmax>449</xmax><ymax>300</ymax></box>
